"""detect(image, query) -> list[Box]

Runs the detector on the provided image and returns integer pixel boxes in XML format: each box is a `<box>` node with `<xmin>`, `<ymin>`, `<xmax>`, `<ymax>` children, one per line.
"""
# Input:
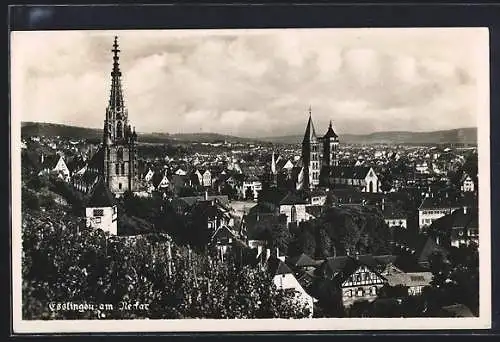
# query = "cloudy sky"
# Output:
<box><xmin>11</xmin><ymin>28</ymin><xmax>487</xmax><ymax>137</ymax></box>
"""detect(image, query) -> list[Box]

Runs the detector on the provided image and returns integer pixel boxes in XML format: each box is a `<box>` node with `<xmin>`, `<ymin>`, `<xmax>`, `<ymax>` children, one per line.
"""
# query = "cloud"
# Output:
<box><xmin>12</xmin><ymin>28</ymin><xmax>485</xmax><ymax>137</ymax></box>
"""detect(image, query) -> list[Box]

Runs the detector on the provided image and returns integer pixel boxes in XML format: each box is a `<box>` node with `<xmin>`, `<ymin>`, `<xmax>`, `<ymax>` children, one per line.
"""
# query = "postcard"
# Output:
<box><xmin>10</xmin><ymin>27</ymin><xmax>491</xmax><ymax>333</ymax></box>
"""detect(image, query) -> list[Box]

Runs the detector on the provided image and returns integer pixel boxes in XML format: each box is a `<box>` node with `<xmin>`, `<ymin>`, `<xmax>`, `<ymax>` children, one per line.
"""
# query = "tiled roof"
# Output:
<box><xmin>87</xmin><ymin>147</ymin><xmax>103</xmax><ymax>172</ymax></box>
<box><xmin>287</xmin><ymin>253</ymin><xmax>319</xmax><ymax>267</ymax></box>
<box><xmin>330</xmin><ymin>166</ymin><xmax>372</xmax><ymax>180</ymax></box>
<box><xmin>305</xmin><ymin>205</ymin><xmax>323</xmax><ymax>218</ymax></box>
<box><xmin>418</xmin><ymin>196</ymin><xmax>462</xmax><ymax>210</ymax></box>
<box><xmin>179</xmin><ymin>195</ymin><xmax>229</xmax><ymax>207</ymax></box>
<box><xmin>40</xmin><ymin>154</ymin><xmax>60</xmax><ymax>170</ymax></box>
<box><xmin>279</xmin><ymin>191</ymin><xmax>308</xmax><ymax>205</ymax></box>
<box><xmin>86</xmin><ymin>178</ymin><xmax>116</xmax><ymax>207</ymax></box>
<box><xmin>384</xmin><ymin>272</ymin><xmax>432</xmax><ymax>287</ymax></box>
<box><xmin>268</xmin><ymin>257</ymin><xmax>294</xmax><ymax>276</ymax></box>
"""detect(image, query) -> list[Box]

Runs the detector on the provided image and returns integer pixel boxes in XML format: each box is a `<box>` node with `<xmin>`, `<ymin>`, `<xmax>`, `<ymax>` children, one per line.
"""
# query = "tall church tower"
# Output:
<box><xmin>301</xmin><ymin>107</ymin><xmax>320</xmax><ymax>190</ymax></box>
<box><xmin>322</xmin><ymin>120</ymin><xmax>339</xmax><ymax>167</ymax></box>
<box><xmin>103</xmin><ymin>36</ymin><xmax>138</xmax><ymax>196</ymax></box>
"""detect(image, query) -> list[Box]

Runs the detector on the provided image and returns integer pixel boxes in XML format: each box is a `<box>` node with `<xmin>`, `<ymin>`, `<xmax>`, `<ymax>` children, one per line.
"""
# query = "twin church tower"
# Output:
<box><xmin>301</xmin><ymin>107</ymin><xmax>340</xmax><ymax>191</ymax></box>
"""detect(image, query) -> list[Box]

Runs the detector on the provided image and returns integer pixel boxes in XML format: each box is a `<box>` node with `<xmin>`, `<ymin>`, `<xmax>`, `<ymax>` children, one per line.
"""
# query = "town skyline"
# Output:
<box><xmin>12</xmin><ymin>28</ymin><xmax>485</xmax><ymax>137</ymax></box>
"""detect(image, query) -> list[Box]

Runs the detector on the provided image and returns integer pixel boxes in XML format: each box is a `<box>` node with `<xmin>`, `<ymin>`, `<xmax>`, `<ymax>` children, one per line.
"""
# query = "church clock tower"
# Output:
<box><xmin>103</xmin><ymin>36</ymin><xmax>138</xmax><ymax>196</ymax></box>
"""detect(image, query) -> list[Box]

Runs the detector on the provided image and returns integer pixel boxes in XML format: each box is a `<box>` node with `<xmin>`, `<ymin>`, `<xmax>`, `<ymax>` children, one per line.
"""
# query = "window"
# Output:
<box><xmin>291</xmin><ymin>205</ymin><xmax>297</xmax><ymax>223</ymax></box>
<box><xmin>115</xmin><ymin>163</ymin><xmax>120</xmax><ymax>175</ymax></box>
<box><xmin>346</xmin><ymin>290</ymin><xmax>352</xmax><ymax>297</ymax></box>
<box><xmin>93</xmin><ymin>209</ymin><xmax>104</xmax><ymax>216</ymax></box>
<box><xmin>94</xmin><ymin>217</ymin><xmax>101</xmax><ymax>224</ymax></box>
<box><xmin>356</xmin><ymin>288</ymin><xmax>364</xmax><ymax>297</ymax></box>
<box><xmin>117</xmin><ymin>148</ymin><xmax>124</xmax><ymax>161</ymax></box>
<box><xmin>121</xmin><ymin>163</ymin><xmax>125</xmax><ymax>175</ymax></box>
<box><xmin>119</xmin><ymin>183</ymin><xmax>122</xmax><ymax>190</ymax></box>
<box><xmin>116</xmin><ymin>121</ymin><xmax>123</xmax><ymax>138</ymax></box>
<box><xmin>370</xmin><ymin>286</ymin><xmax>377</xmax><ymax>295</ymax></box>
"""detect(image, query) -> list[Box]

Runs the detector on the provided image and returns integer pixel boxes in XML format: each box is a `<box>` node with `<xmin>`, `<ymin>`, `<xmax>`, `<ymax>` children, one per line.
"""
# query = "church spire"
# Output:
<box><xmin>302</xmin><ymin>106</ymin><xmax>317</xmax><ymax>145</ymax></box>
<box><xmin>108</xmin><ymin>36</ymin><xmax>125</xmax><ymax>115</ymax></box>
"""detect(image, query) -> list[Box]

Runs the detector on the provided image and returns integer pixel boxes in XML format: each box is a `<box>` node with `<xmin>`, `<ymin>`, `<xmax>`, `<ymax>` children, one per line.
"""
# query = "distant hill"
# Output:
<box><xmin>21</xmin><ymin>122</ymin><xmax>261</xmax><ymax>144</ymax></box>
<box><xmin>169</xmin><ymin>132</ymin><xmax>260</xmax><ymax>144</ymax></box>
<box><xmin>261</xmin><ymin>128</ymin><xmax>477</xmax><ymax>145</ymax></box>
<box><xmin>21</xmin><ymin>122</ymin><xmax>477</xmax><ymax>145</ymax></box>
<box><xmin>21</xmin><ymin>122</ymin><xmax>104</xmax><ymax>141</ymax></box>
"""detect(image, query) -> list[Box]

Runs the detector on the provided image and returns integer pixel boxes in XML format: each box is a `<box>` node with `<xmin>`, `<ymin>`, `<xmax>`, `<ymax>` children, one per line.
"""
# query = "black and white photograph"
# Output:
<box><xmin>11</xmin><ymin>27</ymin><xmax>490</xmax><ymax>332</ymax></box>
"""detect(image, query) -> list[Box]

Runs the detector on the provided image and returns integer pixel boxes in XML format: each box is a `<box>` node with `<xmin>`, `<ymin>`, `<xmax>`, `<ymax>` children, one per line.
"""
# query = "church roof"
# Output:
<box><xmin>302</xmin><ymin>113</ymin><xmax>318</xmax><ymax>144</ymax></box>
<box><xmin>330</xmin><ymin>166</ymin><xmax>373</xmax><ymax>180</ymax></box>
<box><xmin>86</xmin><ymin>178</ymin><xmax>116</xmax><ymax>207</ymax></box>
<box><xmin>323</xmin><ymin>120</ymin><xmax>339</xmax><ymax>139</ymax></box>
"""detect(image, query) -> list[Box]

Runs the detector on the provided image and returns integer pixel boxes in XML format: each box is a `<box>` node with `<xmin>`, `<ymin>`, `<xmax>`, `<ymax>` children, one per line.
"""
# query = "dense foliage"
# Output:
<box><xmin>22</xmin><ymin>207</ymin><xmax>311</xmax><ymax>319</ymax></box>
<box><xmin>288</xmin><ymin>205</ymin><xmax>392</xmax><ymax>258</ymax></box>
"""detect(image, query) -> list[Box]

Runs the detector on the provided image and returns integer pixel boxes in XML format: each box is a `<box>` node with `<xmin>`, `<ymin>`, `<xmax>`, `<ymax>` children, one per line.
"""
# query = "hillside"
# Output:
<box><xmin>21</xmin><ymin>122</ymin><xmax>258</xmax><ymax>144</ymax></box>
<box><xmin>21</xmin><ymin>122</ymin><xmax>477</xmax><ymax>145</ymax></box>
<box><xmin>261</xmin><ymin>128</ymin><xmax>477</xmax><ymax>145</ymax></box>
<box><xmin>21</xmin><ymin>122</ymin><xmax>104</xmax><ymax>140</ymax></box>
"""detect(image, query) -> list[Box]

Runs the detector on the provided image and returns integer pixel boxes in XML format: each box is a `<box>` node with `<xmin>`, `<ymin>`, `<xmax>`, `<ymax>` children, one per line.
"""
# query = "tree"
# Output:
<box><xmin>22</xmin><ymin>207</ymin><xmax>311</xmax><ymax>319</ymax></box>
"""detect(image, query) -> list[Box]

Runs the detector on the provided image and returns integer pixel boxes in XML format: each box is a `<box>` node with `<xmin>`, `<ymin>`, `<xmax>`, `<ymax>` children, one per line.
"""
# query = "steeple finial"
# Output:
<box><xmin>329</xmin><ymin>120</ymin><xmax>333</xmax><ymax>129</ymax></box>
<box><xmin>309</xmin><ymin>105</ymin><xmax>312</xmax><ymax>116</ymax></box>
<box><xmin>111</xmin><ymin>36</ymin><xmax>121</xmax><ymax>77</ymax></box>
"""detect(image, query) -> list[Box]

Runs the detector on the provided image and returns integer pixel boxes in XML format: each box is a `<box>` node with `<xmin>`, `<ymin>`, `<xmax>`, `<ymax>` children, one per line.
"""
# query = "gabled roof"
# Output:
<box><xmin>179</xmin><ymin>195</ymin><xmax>229</xmax><ymax>207</ymax></box>
<box><xmin>86</xmin><ymin>179</ymin><xmax>116</xmax><ymax>207</ymax></box>
<box><xmin>332</xmin><ymin>258</ymin><xmax>387</xmax><ymax>285</ymax></box>
<box><xmin>382</xmin><ymin>204</ymin><xmax>407</xmax><ymax>219</ymax></box>
<box><xmin>268</xmin><ymin>257</ymin><xmax>294</xmax><ymax>276</ymax></box>
<box><xmin>305</xmin><ymin>205</ymin><xmax>323</xmax><ymax>218</ymax></box>
<box><xmin>322</xmin><ymin>254</ymin><xmax>396</xmax><ymax>279</ymax></box>
<box><xmin>87</xmin><ymin>147</ymin><xmax>103</xmax><ymax>172</ymax></box>
<box><xmin>287</xmin><ymin>253</ymin><xmax>318</xmax><ymax>268</ymax></box>
<box><xmin>279</xmin><ymin>191</ymin><xmax>308</xmax><ymax>206</ymax></box>
<box><xmin>418</xmin><ymin>197</ymin><xmax>462</xmax><ymax>210</ymax></box>
<box><xmin>302</xmin><ymin>113</ymin><xmax>318</xmax><ymax>144</ymax></box>
<box><xmin>40</xmin><ymin>154</ymin><xmax>61</xmax><ymax>170</ymax></box>
<box><xmin>66</xmin><ymin>155</ymin><xmax>86</xmax><ymax>173</ymax></box>
<box><xmin>211</xmin><ymin>225</ymin><xmax>237</xmax><ymax>243</ymax></box>
<box><xmin>276</xmin><ymin>158</ymin><xmax>294</xmax><ymax>171</ymax></box>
